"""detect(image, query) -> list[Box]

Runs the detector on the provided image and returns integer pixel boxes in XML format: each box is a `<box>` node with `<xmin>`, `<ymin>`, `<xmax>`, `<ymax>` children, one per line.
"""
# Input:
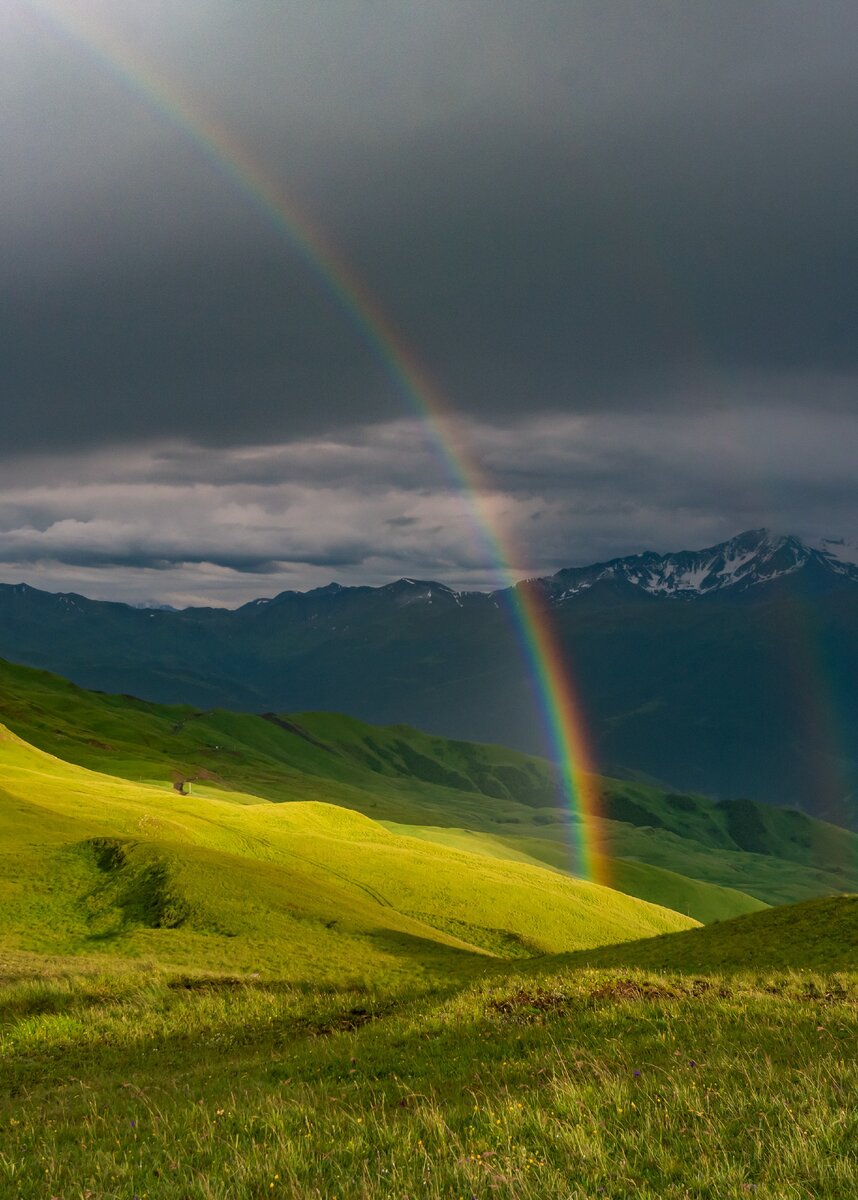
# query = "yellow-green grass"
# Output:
<box><xmin>6</xmin><ymin>656</ymin><xmax>855</xmax><ymax>923</ymax></box>
<box><xmin>0</xmin><ymin>723</ymin><xmax>694</xmax><ymax>983</ymax></box>
<box><xmin>1</xmin><ymin>700</ymin><xmax>854</xmax><ymax>1200</ymax></box>
<box><xmin>0</xmin><ymin>952</ymin><xmax>854</xmax><ymax>1199</ymax></box>
<box><xmin>383</xmin><ymin>821</ymin><xmax>769</xmax><ymax>923</ymax></box>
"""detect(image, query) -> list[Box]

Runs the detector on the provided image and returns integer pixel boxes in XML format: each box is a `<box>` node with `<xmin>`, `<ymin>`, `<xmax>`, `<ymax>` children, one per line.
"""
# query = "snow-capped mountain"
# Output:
<box><xmin>237</xmin><ymin>530</ymin><xmax>858</xmax><ymax>619</ymax></box>
<box><xmin>540</xmin><ymin>529</ymin><xmax>858</xmax><ymax>603</ymax></box>
<box><xmin>2</xmin><ymin>529</ymin><xmax>857</xmax><ymax>820</ymax></box>
<box><xmin>128</xmin><ymin>600</ymin><xmax>178</xmax><ymax>612</ymax></box>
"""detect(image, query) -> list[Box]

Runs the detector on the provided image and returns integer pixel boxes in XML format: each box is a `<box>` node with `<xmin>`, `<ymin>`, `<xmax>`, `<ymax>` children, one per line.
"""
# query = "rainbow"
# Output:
<box><xmin>21</xmin><ymin>0</ymin><xmax>605</xmax><ymax>882</ymax></box>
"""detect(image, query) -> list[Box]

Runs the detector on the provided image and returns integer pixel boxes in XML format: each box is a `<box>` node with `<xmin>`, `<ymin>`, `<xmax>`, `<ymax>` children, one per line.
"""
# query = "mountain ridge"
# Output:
<box><xmin>537</xmin><ymin>529</ymin><xmax>858</xmax><ymax>602</ymax></box>
<box><xmin>4</xmin><ymin>529</ymin><xmax>857</xmax><ymax>615</ymax></box>
<box><xmin>1</xmin><ymin>530</ymin><xmax>857</xmax><ymax>823</ymax></box>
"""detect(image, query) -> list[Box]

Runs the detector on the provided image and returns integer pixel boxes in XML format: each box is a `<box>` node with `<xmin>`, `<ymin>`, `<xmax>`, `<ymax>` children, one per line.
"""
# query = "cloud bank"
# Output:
<box><xmin>2</xmin><ymin>403</ymin><xmax>856</xmax><ymax>605</ymax></box>
<box><xmin>2</xmin><ymin>2</ymin><xmax>857</xmax><ymax>599</ymax></box>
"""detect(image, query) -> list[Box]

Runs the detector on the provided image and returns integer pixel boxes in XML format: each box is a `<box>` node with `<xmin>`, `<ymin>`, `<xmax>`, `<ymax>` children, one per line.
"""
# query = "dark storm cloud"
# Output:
<box><xmin>3</xmin><ymin>0</ymin><xmax>858</xmax><ymax>458</ymax></box>
<box><xmin>3</xmin><ymin>1</ymin><xmax>858</xmax><ymax>603</ymax></box>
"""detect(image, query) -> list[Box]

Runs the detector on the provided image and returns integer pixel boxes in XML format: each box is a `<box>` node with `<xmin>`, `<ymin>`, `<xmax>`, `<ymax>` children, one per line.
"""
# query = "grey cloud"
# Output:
<box><xmin>3</xmin><ymin>2</ymin><xmax>858</xmax><ymax>458</ymax></box>
<box><xmin>1</xmin><ymin>401</ymin><xmax>857</xmax><ymax>605</ymax></box>
<box><xmin>4</xmin><ymin>2</ymin><xmax>858</xmax><ymax>601</ymax></box>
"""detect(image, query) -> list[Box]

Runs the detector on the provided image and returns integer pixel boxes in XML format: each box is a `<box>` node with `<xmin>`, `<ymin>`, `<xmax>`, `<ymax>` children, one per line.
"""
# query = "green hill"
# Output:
<box><xmin>0</xmin><ymin>721</ymin><xmax>694</xmax><ymax>980</ymax></box>
<box><xmin>381</xmin><ymin>821</ymin><xmax>768</xmax><ymax>924</ymax></box>
<box><xmin>1</xmin><ymin>664</ymin><xmax>856</xmax><ymax>1199</ymax></box>
<box><xmin>1</xmin><ymin>658</ymin><xmax>855</xmax><ymax>922</ymax></box>
<box><xmin>2</xmin><ymin>542</ymin><xmax>858</xmax><ymax>828</ymax></box>
<box><xmin>555</xmin><ymin>894</ymin><xmax>858</xmax><ymax>972</ymax></box>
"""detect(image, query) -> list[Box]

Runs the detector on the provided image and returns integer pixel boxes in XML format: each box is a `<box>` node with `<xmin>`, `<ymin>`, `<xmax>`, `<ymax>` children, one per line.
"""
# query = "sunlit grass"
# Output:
<box><xmin>1</xmin><ymin>677</ymin><xmax>856</xmax><ymax>1197</ymax></box>
<box><xmin>0</xmin><ymin>721</ymin><xmax>694</xmax><ymax>983</ymax></box>
<box><xmin>3</xmin><ymin>655</ymin><xmax>856</xmax><ymax>921</ymax></box>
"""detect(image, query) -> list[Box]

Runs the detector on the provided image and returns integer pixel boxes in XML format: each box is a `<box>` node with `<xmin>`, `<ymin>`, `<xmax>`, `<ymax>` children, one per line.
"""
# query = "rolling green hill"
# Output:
<box><xmin>381</xmin><ymin>821</ymin><xmax>769</xmax><ymax>924</ymax></box>
<box><xmin>1</xmin><ymin>658</ymin><xmax>855</xmax><ymax>923</ymax></box>
<box><xmin>1</xmin><ymin>657</ymin><xmax>856</xmax><ymax>923</ymax></box>
<box><xmin>555</xmin><ymin>894</ymin><xmax>858</xmax><ymax>972</ymax></box>
<box><xmin>3</xmin><ymin>533</ymin><xmax>858</xmax><ymax>827</ymax></box>
<box><xmin>1</xmin><ymin>668</ymin><xmax>856</xmax><ymax>1198</ymax></box>
<box><xmin>0</xmin><ymin>720</ymin><xmax>694</xmax><ymax>980</ymax></box>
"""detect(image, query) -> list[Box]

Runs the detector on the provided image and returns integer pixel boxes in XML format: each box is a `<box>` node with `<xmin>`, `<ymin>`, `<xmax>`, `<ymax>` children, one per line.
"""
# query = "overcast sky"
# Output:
<box><xmin>2</xmin><ymin>1</ymin><xmax>857</xmax><ymax>605</ymax></box>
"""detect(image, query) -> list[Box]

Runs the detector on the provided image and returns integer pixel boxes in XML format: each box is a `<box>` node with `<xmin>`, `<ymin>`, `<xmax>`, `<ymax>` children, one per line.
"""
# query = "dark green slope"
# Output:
<box><xmin>557</xmin><ymin>894</ymin><xmax>858</xmax><ymax>972</ymax></box>
<box><xmin>2</xmin><ymin>569</ymin><xmax>858</xmax><ymax>826</ymax></box>
<box><xmin>1</xmin><ymin>658</ymin><xmax>856</xmax><ymax>920</ymax></box>
<box><xmin>557</xmin><ymin>588</ymin><xmax>858</xmax><ymax>831</ymax></box>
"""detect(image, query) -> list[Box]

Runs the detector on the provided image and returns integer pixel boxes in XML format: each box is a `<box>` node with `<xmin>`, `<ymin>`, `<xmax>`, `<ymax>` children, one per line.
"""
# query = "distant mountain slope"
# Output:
<box><xmin>1</xmin><ymin>529</ymin><xmax>857</xmax><ymax>822</ymax></box>
<box><xmin>0</xmin><ymin>720</ymin><xmax>694</xmax><ymax>979</ymax></box>
<box><xmin>557</xmin><ymin>895</ymin><xmax>858</xmax><ymax>972</ymax></box>
<box><xmin>1</xmin><ymin>659</ymin><xmax>855</xmax><ymax>921</ymax></box>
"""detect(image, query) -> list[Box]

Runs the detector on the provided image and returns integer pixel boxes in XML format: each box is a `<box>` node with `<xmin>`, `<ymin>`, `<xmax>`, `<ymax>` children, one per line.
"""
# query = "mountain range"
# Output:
<box><xmin>2</xmin><ymin>529</ymin><xmax>857</xmax><ymax>825</ymax></box>
<box><xmin>537</xmin><ymin>529</ymin><xmax>858</xmax><ymax>598</ymax></box>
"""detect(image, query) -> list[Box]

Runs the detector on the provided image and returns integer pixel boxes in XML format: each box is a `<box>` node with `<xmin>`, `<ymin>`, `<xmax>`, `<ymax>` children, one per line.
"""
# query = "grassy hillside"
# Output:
<box><xmin>2</xmin><ymin>564</ymin><xmax>858</xmax><ymax>827</ymax></box>
<box><xmin>555</xmin><ymin>894</ymin><xmax>858</xmax><ymax>973</ymax></box>
<box><xmin>383</xmin><ymin>821</ymin><xmax>768</xmax><ymax>924</ymax></box>
<box><xmin>2</xmin><ymin>658</ymin><xmax>855</xmax><ymax>921</ymax></box>
<box><xmin>1</xmin><ymin>667</ymin><xmax>856</xmax><ymax>1197</ymax></box>
<box><xmin>0</xmin><ymin>721</ymin><xmax>693</xmax><ymax>981</ymax></box>
<box><xmin>0</xmin><ymin>949</ymin><xmax>854</xmax><ymax>1199</ymax></box>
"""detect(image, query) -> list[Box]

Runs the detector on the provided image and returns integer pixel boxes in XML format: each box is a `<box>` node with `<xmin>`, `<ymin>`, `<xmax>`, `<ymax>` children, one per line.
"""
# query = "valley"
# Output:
<box><xmin>2</xmin><ymin>531</ymin><xmax>857</xmax><ymax>826</ymax></box>
<box><xmin>0</xmin><ymin>657</ymin><xmax>855</xmax><ymax>1199</ymax></box>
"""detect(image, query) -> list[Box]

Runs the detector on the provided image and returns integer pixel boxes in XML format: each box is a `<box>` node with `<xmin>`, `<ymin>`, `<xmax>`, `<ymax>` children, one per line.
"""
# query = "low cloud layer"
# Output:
<box><xmin>1</xmin><ymin>403</ymin><xmax>856</xmax><ymax>606</ymax></box>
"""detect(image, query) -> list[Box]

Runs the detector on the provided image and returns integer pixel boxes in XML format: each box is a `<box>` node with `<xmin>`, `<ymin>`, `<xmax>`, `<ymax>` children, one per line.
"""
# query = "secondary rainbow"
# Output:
<box><xmin>22</xmin><ymin>0</ymin><xmax>606</xmax><ymax>882</ymax></box>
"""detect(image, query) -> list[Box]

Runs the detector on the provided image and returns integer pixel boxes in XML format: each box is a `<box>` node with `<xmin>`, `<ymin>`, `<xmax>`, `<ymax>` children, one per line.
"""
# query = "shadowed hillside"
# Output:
<box><xmin>1</xmin><ymin>658</ymin><xmax>855</xmax><ymax>921</ymax></box>
<box><xmin>555</xmin><ymin>895</ymin><xmax>858</xmax><ymax>972</ymax></box>
<box><xmin>2</xmin><ymin>531</ymin><xmax>858</xmax><ymax>825</ymax></box>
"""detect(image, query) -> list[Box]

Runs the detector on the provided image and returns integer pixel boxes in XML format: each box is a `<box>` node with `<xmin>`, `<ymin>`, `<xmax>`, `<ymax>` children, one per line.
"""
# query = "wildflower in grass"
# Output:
<box><xmin>633</xmin><ymin>1070</ymin><xmax>641</xmax><ymax>1077</ymax></box>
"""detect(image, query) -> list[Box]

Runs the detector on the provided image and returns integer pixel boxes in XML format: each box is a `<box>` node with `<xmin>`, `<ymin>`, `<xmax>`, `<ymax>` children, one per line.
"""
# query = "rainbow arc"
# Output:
<box><xmin>21</xmin><ymin>0</ymin><xmax>606</xmax><ymax>882</ymax></box>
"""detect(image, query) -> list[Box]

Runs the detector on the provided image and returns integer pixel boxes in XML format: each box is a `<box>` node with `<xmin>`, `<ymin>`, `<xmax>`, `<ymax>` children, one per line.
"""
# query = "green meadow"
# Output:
<box><xmin>0</xmin><ymin>718</ymin><xmax>692</xmax><ymax>981</ymax></box>
<box><xmin>2</xmin><ymin>658</ymin><xmax>856</xmax><ymax>925</ymax></box>
<box><xmin>0</xmin><ymin>945</ymin><xmax>855</xmax><ymax>1199</ymax></box>
<box><xmin>0</xmin><ymin>659</ymin><xmax>856</xmax><ymax>1198</ymax></box>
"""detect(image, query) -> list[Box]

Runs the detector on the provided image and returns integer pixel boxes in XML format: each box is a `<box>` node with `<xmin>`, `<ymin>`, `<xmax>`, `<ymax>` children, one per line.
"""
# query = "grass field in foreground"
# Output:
<box><xmin>1</xmin><ymin>667</ymin><xmax>856</xmax><ymax>1198</ymax></box>
<box><xmin>0</xmin><ymin>948</ymin><xmax>854</xmax><ymax>1200</ymax></box>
